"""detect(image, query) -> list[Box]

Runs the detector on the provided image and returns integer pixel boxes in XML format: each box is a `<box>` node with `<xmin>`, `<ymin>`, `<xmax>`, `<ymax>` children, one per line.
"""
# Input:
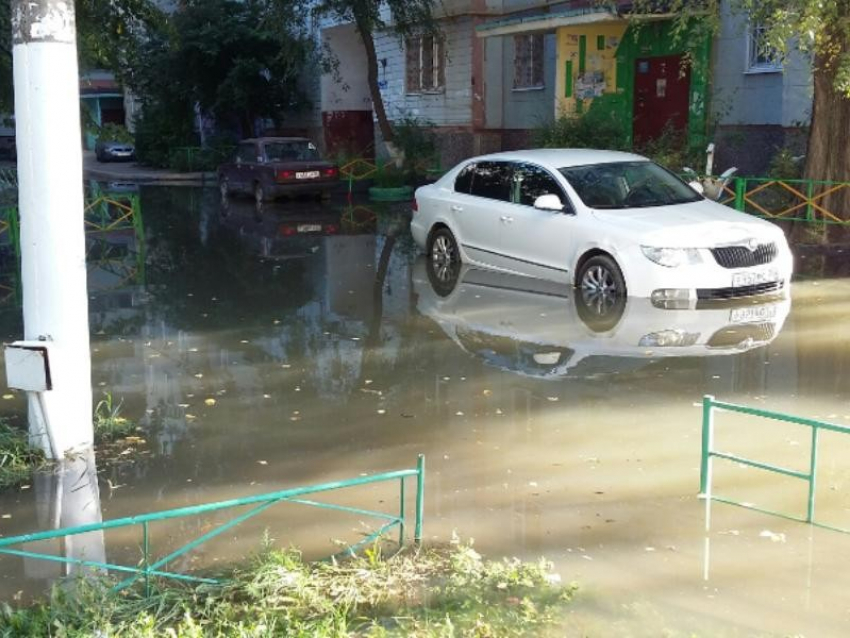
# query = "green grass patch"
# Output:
<box><xmin>0</xmin><ymin>420</ymin><xmax>47</xmax><ymax>490</ymax></box>
<box><xmin>0</xmin><ymin>539</ymin><xmax>576</xmax><ymax>636</ymax></box>
<box><xmin>94</xmin><ymin>392</ymin><xmax>136</xmax><ymax>443</ymax></box>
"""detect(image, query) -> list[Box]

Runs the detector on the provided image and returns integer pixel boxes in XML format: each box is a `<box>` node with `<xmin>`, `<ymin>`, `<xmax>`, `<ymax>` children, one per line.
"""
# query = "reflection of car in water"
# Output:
<box><xmin>414</xmin><ymin>257</ymin><xmax>790</xmax><ymax>378</ymax></box>
<box><xmin>219</xmin><ymin>198</ymin><xmax>377</xmax><ymax>260</ymax></box>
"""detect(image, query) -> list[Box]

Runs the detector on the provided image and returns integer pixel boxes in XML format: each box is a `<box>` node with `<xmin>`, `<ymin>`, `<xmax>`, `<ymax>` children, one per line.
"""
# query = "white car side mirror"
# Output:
<box><xmin>533</xmin><ymin>194</ymin><xmax>564</xmax><ymax>211</ymax></box>
<box><xmin>688</xmin><ymin>180</ymin><xmax>705</xmax><ymax>196</ymax></box>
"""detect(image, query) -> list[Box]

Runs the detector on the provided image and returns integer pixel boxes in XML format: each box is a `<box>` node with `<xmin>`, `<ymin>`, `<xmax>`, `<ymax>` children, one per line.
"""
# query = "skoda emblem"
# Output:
<box><xmin>746</xmin><ymin>239</ymin><xmax>759</xmax><ymax>252</ymax></box>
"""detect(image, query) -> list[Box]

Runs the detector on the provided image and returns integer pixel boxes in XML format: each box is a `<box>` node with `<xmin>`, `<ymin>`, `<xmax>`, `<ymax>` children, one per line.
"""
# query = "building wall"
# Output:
<box><xmin>494</xmin><ymin>32</ymin><xmax>557</xmax><ymax>130</ymax></box>
<box><xmin>711</xmin><ymin>7</ymin><xmax>812</xmax><ymax>174</ymax></box>
<box><xmin>554</xmin><ymin>21</ymin><xmax>626</xmax><ymax>117</ymax></box>
<box><xmin>712</xmin><ymin>7</ymin><xmax>811</xmax><ymax>128</ymax></box>
<box><xmin>373</xmin><ymin>17</ymin><xmax>474</xmax><ymax>126</ymax></box>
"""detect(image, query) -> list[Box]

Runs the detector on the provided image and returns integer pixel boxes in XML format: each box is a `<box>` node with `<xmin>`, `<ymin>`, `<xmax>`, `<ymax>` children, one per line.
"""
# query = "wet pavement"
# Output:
<box><xmin>0</xmin><ymin>186</ymin><xmax>849</xmax><ymax>635</ymax></box>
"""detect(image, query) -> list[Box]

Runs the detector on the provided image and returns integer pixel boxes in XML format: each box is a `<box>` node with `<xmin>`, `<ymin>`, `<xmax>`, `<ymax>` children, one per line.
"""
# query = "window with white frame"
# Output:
<box><xmin>514</xmin><ymin>34</ymin><xmax>544</xmax><ymax>89</ymax></box>
<box><xmin>406</xmin><ymin>35</ymin><xmax>445</xmax><ymax>93</ymax></box>
<box><xmin>747</xmin><ymin>24</ymin><xmax>782</xmax><ymax>72</ymax></box>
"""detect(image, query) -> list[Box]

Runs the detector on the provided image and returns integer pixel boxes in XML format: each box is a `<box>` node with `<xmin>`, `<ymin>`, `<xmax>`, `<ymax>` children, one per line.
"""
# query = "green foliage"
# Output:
<box><xmin>635</xmin><ymin>124</ymin><xmax>704</xmax><ymax>172</ymax></box>
<box><xmin>0</xmin><ymin>539</ymin><xmax>576</xmax><ymax>636</ymax></box>
<box><xmin>393</xmin><ymin>117</ymin><xmax>438</xmax><ymax>174</ymax></box>
<box><xmin>533</xmin><ymin>113</ymin><xmax>699</xmax><ymax>171</ymax></box>
<box><xmin>767</xmin><ymin>147</ymin><xmax>804</xmax><ymax>180</ymax></box>
<box><xmin>374</xmin><ymin>164</ymin><xmax>409</xmax><ymax>188</ymax></box>
<box><xmin>94</xmin><ymin>392</ymin><xmax>136</xmax><ymax>443</ymax></box>
<box><xmin>0</xmin><ymin>419</ymin><xmax>46</xmax><ymax>490</ymax></box>
<box><xmin>532</xmin><ymin>110</ymin><xmax>630</xmax><ymax>152</ymax></box>
<box><xmin>127</xmin><ymin>0</ymin><xmax>315</xmax><ymax>164</ymax></box>
<box><xmin>97</xmin><ymin>123</ymin><xmax>134</xmax><ymax>144</ymax></box>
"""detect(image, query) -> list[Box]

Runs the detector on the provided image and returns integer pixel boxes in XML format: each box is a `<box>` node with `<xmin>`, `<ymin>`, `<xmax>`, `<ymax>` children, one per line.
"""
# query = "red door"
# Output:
<box><xmin>633</xmin><ymin>54</ymin><xmax>691</xmax><ymax>147</ymax></box>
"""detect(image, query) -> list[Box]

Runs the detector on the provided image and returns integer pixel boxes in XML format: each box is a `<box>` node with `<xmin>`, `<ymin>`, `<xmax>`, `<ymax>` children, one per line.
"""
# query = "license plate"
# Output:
<box><xmin>732</xmin><ymin>268</ymin><xmax>778</xmax><ymax>288</ymax></box>
<box><xmin>296</xmin><ymin>171</ymin><xmax>319</xmax><ymax>179</ymax></box>
<box><xmin>297</xmin><ymin>224</ymin><xmax>322</xmax><ymax>232</ymax></box>
<box><xmin>730</xmin><ymin>305</ymin><xmax>777</xmax><ymax>323</ymax></box>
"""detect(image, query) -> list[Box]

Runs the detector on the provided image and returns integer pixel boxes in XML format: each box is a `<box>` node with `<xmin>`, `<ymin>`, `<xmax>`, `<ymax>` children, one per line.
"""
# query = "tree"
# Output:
<box><xmin>310</xmin><ymin>0</ymin><xmax>441</xmax><ymax>152</ymax></box>
<box><xmin>627</xmin><ymin>0</ymin><xmax>850</xmax><ymax>240</ymax></box>
<box><xmin>0</xmin><ymin>0</ymin><xmax>164</xmax><ymax>113</ymax></box>
<box><xmin>127</xmin><ymin>0</ymin><xmax>316</xmax><ymax>164</ymax></box>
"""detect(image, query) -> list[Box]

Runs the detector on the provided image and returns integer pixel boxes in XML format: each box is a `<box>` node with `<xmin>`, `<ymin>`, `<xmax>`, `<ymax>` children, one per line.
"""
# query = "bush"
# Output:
<box><xmin>532</xmin><ymin>109</ymin><xmax>629</xmax><ymax>151</ymax></box>
<box><xmin>133</xmin><ymin>102</ymin><xmax>197</xmax><ymax>168</ymax></box>
<box><xmin>393</xmin><ymin>117</ymin><xmax>438</xmax><ymax>175</ymax></box>
<box><xmin>96</xmin><ymin>123</ymin><xmax>134</xmax><ymax>144</ymax></box>
<box><xmin>768</xmin><ymin>147</ymin><xmax>804</xmax><ymax>180</ymax></box>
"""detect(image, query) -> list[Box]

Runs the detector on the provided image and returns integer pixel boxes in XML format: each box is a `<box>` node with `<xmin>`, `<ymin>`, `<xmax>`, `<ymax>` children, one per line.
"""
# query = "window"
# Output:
<box><xmin>747</xmin><ymin>24</ymin><xmax>782</xmax><ymax>72</ymax></box>
<box><xmin>454</xmin><ymin>163</ymin><xmax>475</xmax><ymax>194</ymax></box>
<box><xmin>514</xmin><ymin>34</ymin><xmax>544</xmax><ymax>89</ymax></box>
<box><xmin>406</xmin><ymin>35</ymin><xmax>445</xmax><ymax>93</ymax></box>
<box><xmin>513</xmin><ymin>163</ymin><xmax>566</xmax><ymax>207</ymax></box>
<box><xmin>263</xmin><ymin>140</ymin><xmax>319</xmax><ymax>162</ymax></box>
<box><xmin>237</xmin><ymin>144</ymin><xmax>256</xmax><ymax>163</ymax></box>
<box><xmin>558</xmin><ymin>161</ymin><xmax>701</xmax><ymax>209</ymax></box>
<box><xmin>469</xmin><ymin>162</ymin><xmax>512</xmax><ymax>202</ymax></box>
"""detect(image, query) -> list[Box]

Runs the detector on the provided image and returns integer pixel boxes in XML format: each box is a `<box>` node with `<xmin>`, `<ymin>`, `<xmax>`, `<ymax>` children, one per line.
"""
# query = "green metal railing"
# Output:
<box><xmin>717</xmin><ymin>177</ymin><xmax>850</xmax><ymax>225</ymax></box>
<box><xmin>700</xmin><ymin>395</ymin><xmax>849</xmax><ymax>533</ymax></box>
<box><xmin>0</xmin><ymin>455</ymin><xmax>425</xmax><ymax>595</ymax></box>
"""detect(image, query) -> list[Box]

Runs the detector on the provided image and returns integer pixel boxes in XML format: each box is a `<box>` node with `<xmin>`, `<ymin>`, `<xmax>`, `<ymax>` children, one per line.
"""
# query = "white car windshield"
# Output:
<box><xmin>559</xmin><ymin>161</ymin><xmax>702</xmax><ymax>209</ymax></box>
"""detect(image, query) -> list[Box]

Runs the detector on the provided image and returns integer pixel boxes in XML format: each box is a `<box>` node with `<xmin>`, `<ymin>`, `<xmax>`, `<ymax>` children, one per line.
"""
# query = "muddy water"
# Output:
<box><xmin>1</xmin><ymin>186</ymin><xmax>849</xmax><ymax>635</ymax></box>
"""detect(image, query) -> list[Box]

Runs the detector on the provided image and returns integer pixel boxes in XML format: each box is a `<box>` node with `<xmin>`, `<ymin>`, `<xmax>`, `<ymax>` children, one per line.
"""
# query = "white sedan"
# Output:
<box><xmin>410</xmin><ymin>149</ymin><xmax>793</xmax><ymax>306</ymax></box>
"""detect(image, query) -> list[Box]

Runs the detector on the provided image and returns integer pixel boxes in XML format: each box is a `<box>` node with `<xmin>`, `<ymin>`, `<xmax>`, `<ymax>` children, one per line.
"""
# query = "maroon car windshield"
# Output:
<box><xmin>264</xmin><ymin>141</ymin><xmax>320</xmax><ymax>162</ymax></box>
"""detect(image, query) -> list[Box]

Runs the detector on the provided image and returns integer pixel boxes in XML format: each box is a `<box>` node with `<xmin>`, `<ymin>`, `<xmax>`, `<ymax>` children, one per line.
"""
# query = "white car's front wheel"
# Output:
<box><xmin>578</xmin><ymin>254</ymin><xmax>627</xmax><ymax>302</ymax></box>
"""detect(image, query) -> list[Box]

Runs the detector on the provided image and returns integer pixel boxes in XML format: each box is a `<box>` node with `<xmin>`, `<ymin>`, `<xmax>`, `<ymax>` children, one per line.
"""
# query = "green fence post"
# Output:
<box><xmin>807</xmin><ymin>427</ymin><xmax>819</xmax><ymax>523</ymax></box>
<box><xmin>415</xmin><ymin>454</ymin><xmax>425</xmax><ymax>544</ymax></box>
<box><xmin>734</xmin><ymin>178</ymin><xmax>745</xmax><ymax>212</ymax></box>
<box><xmin>806</xmin><ymin>180</ymin><xmax>814</xmax><ymax>222</ymax></box>
<box><xmin>700</xmin><ymin>395</ymin><xmax>714</xmax><ymax>496</ymax></box>
<box><xmin>399</xmin><ymin>477</ymin><xmax>406</xmax><ymax>547</ymax></box>
<box><xmin>142</xmin><ymin>521</ymin><xmax>151</xmax><ymax>597</ymax></box>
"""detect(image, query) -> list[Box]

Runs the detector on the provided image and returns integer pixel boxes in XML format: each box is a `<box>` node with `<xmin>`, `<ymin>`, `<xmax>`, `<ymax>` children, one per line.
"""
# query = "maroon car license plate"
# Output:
<box><xmin>296</xmin><ymin>171</ymin><xmax>320</xmax><ymax>179</ymax></box>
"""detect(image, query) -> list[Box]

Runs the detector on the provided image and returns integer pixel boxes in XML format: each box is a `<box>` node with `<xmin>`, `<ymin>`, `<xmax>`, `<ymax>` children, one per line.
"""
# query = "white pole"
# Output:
<box><xmin>12</xmin><ymin>0</ymin><xmax>93</xmax><ymax>457</ymax></box>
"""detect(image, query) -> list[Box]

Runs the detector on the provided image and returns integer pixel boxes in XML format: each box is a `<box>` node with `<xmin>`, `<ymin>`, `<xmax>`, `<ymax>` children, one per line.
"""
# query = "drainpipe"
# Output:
<box><xmin>10</xmin><ymin>0</ymin><xmax>94</xmax><ymax>457</ymax></box>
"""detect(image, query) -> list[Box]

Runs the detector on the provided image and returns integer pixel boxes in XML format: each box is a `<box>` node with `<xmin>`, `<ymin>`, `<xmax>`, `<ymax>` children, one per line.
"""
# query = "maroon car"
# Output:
<box><xmin>218</xmin><ymin>137</ymin><xmax>339</xmax><ymax>203</ymax></box>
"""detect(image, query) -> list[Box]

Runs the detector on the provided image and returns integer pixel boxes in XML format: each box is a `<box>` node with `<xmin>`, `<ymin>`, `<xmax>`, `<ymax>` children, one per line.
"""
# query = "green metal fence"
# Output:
<box><xmin>718</xmin><ymin>177</ymin><xmax>850</xmax><ymax>225</ymax></box>
<box><xmin>0</xmin><ymin>455</ymin><xmax>425</xmax><ymax>595</ymax></box>
<box><xmin>700</xmin><ymin>395</ymin><xmax>849</xmax><ymax>533</ymax></box>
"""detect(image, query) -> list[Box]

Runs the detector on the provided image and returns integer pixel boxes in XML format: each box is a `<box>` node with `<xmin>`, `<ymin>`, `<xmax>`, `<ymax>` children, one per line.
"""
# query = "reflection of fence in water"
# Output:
<box><xmin>0</xmin><ymin>190</ymin><xmax>146</xmax><ymax>303</ymax></box>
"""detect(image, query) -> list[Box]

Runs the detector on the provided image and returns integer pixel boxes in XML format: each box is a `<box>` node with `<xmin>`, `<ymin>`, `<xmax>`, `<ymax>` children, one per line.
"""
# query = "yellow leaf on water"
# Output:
<box><xmin>204</xmin><ymin>398</ymin><xmax>216</xmax><ymax>406</ymax></box>
<box><xmin>2</xmin><ymin>394</ymin><xmax>13</xmax><ymax>400</ymax></box>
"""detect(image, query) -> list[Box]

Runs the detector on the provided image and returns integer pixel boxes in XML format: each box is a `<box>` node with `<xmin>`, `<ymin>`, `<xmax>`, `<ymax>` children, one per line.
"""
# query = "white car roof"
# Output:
<box><xmin>462</xmin><ymin>148</ymin><xmax>649</xmax><ymax>170</ymax></box>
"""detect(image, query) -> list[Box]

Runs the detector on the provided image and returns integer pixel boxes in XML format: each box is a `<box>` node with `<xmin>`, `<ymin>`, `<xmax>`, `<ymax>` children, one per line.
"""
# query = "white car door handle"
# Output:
<box><xmin>500</xmin><ymin>216</ymin><xmax>513</xmax><ymax>223</ymax></box>
<box><xmin>450</xmin><ymin>205</ymin><xmax>463</xmax><ymax>212</ymax></box>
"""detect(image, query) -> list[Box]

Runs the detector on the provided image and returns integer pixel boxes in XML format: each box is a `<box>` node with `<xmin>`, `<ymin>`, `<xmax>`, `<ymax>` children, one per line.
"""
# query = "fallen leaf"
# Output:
<box><xmin>257</xmin><ymin>460</ymin><xmax>268</xmax><ymax>465</ymax></box>
<box><xmin>2</xmin><ymin>394</ymin><xmax>13</xmax><ymax>400</ymax></box>
<box><xmin>204</xmin><ymin>398</ymin><xmax>216</xmax><ymax>406</ymax></box>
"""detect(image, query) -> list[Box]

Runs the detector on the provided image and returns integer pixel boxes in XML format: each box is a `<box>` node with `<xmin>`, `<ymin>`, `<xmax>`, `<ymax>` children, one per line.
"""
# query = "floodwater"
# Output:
<box><xmin>1</xmin><ymin>186</ymin><xmax>849</xmax><ymax>635</ymax></box>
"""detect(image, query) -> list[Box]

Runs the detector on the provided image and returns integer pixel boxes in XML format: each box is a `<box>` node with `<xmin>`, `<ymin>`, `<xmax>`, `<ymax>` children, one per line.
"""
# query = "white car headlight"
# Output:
<box><xmin>641</xmin><ymin>246</ymin><xmax>702</xmax><ymax>268</ymax></box>
<box><xmin>639</xmin><ymin>330</ymin><xmax>700</xmax><ymax>348</ymax></box>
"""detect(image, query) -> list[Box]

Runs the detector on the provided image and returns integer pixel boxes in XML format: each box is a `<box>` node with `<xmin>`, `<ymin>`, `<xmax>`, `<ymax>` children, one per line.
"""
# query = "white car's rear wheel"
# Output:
<box><xmin>429</xmin><ymin>227</ymin><xmax>460</xmax><ymax>271</ymax></box>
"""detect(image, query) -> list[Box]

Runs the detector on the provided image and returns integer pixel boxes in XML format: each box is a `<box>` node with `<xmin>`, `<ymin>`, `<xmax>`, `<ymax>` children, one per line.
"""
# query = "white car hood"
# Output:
<box><xmin>591</xmin><ymin>199</ymin><xmax>785</xmax><ymax>248</ymax></box>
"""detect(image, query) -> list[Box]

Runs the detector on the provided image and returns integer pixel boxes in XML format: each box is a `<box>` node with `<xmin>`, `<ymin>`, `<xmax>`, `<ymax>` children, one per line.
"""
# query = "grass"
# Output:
<box><xmin>0</xmin><ymin>537</ymin><xmax>576</xmax><ymax>637</ymax></box>
<box><xmin>0</xmin><ymin>420</ymin><xmax>46</xmax><ymax>490</ymax></box>
<box><xmin>0</xmin><ymin>391</ymin><xmax>137</xmax><ymax>490</ymax></box>
<box><xmin>94</xmin><ymin>392</ymin><xmax>137</xmax><ymax>443</ymax></box>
